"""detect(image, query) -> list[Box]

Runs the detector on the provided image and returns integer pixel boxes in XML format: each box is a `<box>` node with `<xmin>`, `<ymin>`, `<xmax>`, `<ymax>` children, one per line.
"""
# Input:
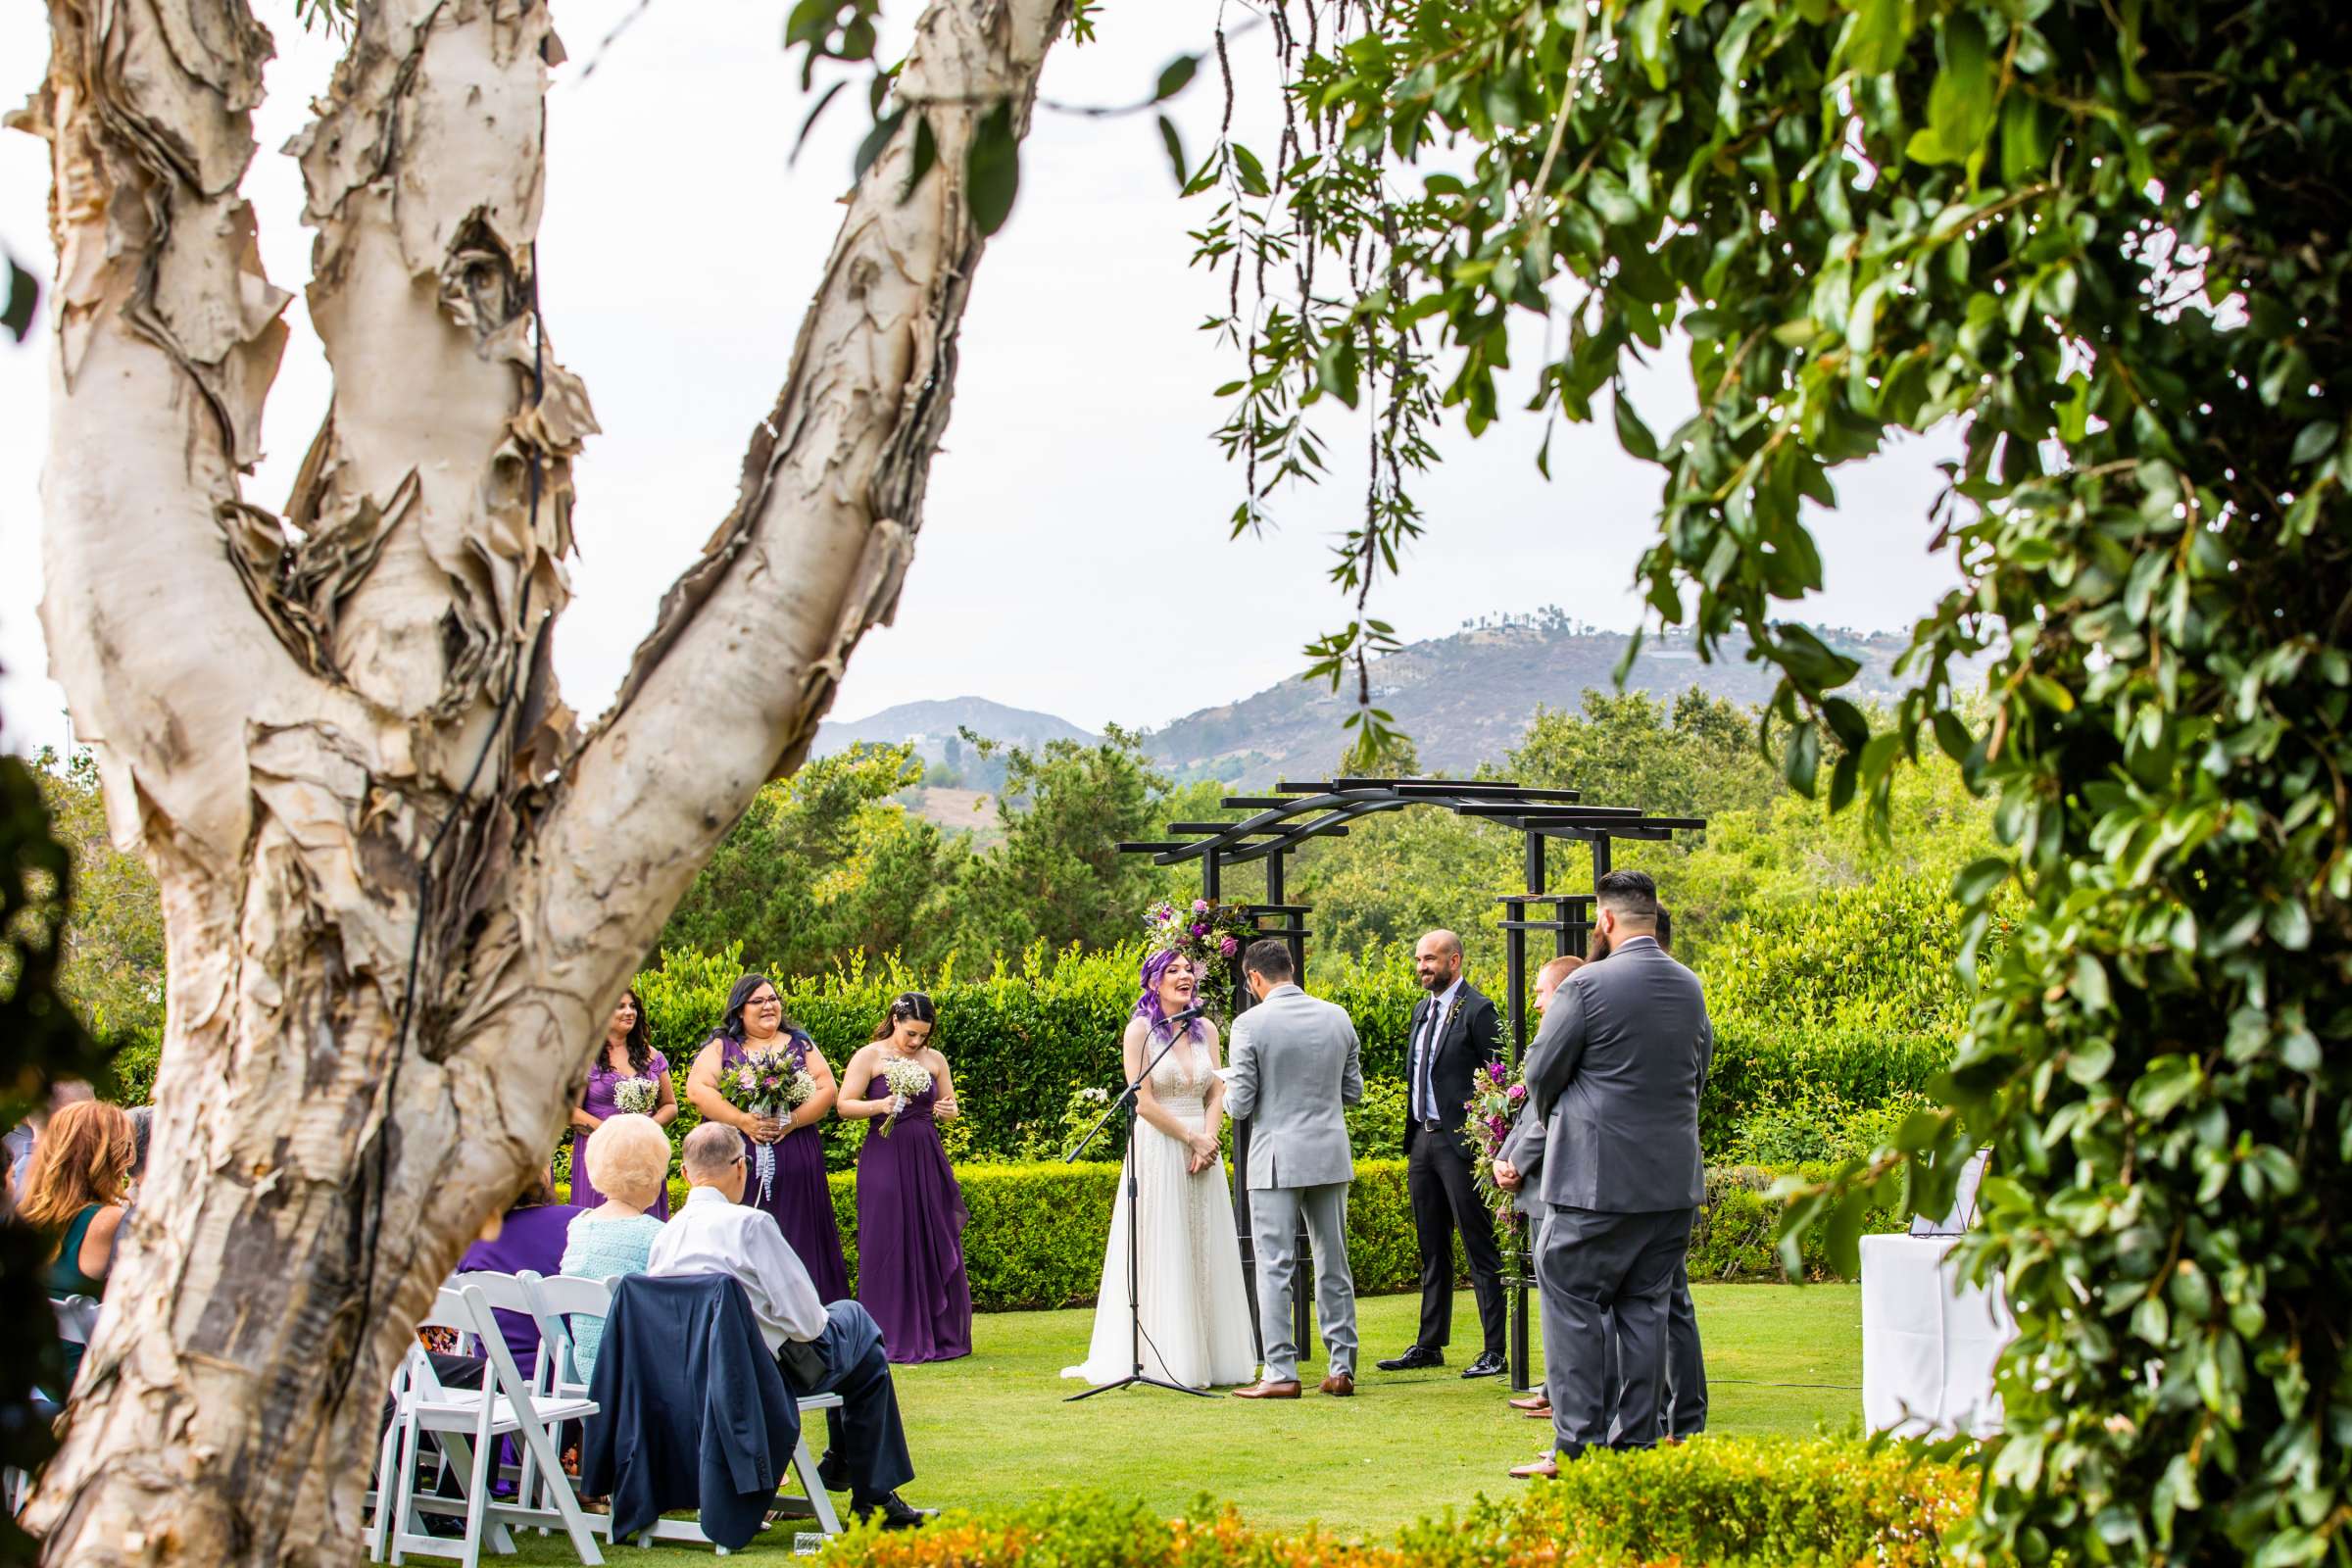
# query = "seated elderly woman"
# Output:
<box><xmin>559</xmin><ymin>1112</ymin><xmax>673</xmax><ymax>1382</ymax></box>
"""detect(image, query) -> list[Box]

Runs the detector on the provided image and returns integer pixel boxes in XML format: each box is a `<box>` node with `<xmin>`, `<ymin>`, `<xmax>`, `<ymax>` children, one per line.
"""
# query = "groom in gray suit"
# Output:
<box><xmin>1517</xmin><ymin>869</ymin><xmax>1712</xmax><ymax>1472</ymax></box>
<box><xmin>1224</xmin><ymin>938</ymin><xmax>1364</xmax><ymax>1398</ymax></box>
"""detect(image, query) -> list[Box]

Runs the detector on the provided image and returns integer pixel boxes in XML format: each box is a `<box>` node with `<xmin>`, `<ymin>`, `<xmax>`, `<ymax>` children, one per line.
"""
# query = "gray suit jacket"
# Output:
<box><xmin>1523</xmin><ymin>936</ymin><xmax>1712</xmax><ymax>1213</ymax></box>
<box><xmin>1226</xmin><ymin>983</ymin><xmax>1363</xmax><ymax>1189</ymax></box>
<box><xmin>1498</xmin><ymin>1105</ymin><xmax>1548</xmax><ymax>1219</ymax></box>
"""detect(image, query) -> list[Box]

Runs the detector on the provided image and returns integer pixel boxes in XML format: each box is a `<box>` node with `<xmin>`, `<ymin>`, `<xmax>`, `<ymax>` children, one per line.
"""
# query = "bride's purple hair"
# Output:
<box><xmin>1133</xmin><ymin>948</ymin><xmax>1206</xmax><ymax>1044</ymax></box>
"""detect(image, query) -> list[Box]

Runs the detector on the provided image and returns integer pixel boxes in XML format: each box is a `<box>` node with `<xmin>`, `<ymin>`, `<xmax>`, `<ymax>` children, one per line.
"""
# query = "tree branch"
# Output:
<box><xmin>513</xmin><ymin>0</ymin><xmax>1073</xmax><ymax>1023</ymax></box>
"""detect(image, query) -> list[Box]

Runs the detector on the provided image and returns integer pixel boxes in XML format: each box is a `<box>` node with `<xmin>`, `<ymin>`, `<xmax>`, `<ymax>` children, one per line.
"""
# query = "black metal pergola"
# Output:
<box><xmin>1117</xmin><ymin>775</ymin><xmax>1705</xmax><ymax>1391</ymax></box>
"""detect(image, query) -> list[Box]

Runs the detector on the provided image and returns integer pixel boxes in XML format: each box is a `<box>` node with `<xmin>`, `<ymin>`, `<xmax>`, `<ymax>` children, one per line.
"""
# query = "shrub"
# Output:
<box><xmin>1345</xmin><ymin>1075</ymin><xmax>1407</xmax><ymax>1159</ymax></box>
<box><xmin>1690</xmin><ymin>1166</ymin><xmax>1905</xmax><ymax>1283</ymax></box>
<box><xmin>1698</xmin><ymin>1024</ymin><xmax>1948</xmax><ymax>1160</ymax></box>
<box><xmin>826</xmin><ymin>1440</ymin><xmax>1974</xmax><ymax>1567</ymax></box>
<box><xmin>1723</xmin><ymin>1087</ymin><xmax>1936</xmax><ymax>1169</ymax></box>
<box><xmin>564</xmin><ymin>1156</ymin><xmax>1863</xmax><ymax>1307</ymax></box>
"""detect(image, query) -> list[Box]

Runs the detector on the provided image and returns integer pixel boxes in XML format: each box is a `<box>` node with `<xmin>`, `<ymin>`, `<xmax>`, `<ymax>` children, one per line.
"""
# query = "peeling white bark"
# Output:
<box><xmin>19</xmin><ymin>0</ymin><xmax>1069</xmax><ymax>1561</ymax></box>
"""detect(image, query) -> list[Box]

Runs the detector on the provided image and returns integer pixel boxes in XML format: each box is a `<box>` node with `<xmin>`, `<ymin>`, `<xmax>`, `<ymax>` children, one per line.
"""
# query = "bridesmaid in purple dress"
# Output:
<box><xmin>685</xmin><ymin>973</ymin><xmax>852</xmax><ymax>1302</ymax></box>
<box><xmin>838</xmin><ymin>992</ymin><xmax>971</xmax><ymax>1363</ymax></box>
<box><xmin>567</xmin><ymin>988</ymin><xmax>678</xmax><ymax>1219</ymax></box>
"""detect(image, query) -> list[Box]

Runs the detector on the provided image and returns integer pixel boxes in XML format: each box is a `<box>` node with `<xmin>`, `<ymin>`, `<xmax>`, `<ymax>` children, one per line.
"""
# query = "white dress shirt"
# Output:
<box><xmin>648</xmin><ymin>1186</ymin><xmax>828</xmax><ymax>1352</ymax></box>
<box><xmin>1412</xmin><ymin>976</ymin><xmax>1464</xmax><ymax>1122</ymax></box>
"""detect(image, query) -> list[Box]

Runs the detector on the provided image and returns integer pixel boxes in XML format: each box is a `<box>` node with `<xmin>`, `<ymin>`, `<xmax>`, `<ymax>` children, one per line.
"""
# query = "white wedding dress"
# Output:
<box><xmin>1061</xmin><ymin>1032</ymin><xmax>1259</xmax><ymax>1388</ymax></box>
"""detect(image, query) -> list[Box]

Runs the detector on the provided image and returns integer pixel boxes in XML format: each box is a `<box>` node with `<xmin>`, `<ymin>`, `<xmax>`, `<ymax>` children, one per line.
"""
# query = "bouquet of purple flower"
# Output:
<box><xmin>718</xmin><ymin>1042</ymin><xmax>814</xmax><ymax>1120</ymax></box>
<box><xmin>718</xmin><ymin>1039</ymin><xmax>814</xmax><ymax>1204</ymax></box>
<box><xmin>1142</xmin><ymin>896</ymin><xmax>1259</xmax><ymax>1016</ymax></box>
<box><xmin>1465</xmin><ymin>1057</ymin><xmax>1531</xmax><ymax>1257</ymax></box>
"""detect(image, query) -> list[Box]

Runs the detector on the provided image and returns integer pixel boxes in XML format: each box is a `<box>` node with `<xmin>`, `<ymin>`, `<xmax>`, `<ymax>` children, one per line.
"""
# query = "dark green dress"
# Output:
<box><xmin>44</xmin><ymin>1203</ymin><xmax>108</xmax><ymax>1391</ymax></box>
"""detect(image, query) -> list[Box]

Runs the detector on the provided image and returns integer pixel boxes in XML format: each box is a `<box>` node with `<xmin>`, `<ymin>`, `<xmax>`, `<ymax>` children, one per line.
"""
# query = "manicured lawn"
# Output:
<box><xmin>492</xmin><ymin>1284</ymin><xmax>1861</xmax><ymax>1561</ymax></box>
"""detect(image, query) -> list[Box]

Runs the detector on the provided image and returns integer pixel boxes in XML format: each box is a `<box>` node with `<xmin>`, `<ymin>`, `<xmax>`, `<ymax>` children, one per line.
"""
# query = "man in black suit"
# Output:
<box><xmin>1376</xmin><ymin>928</ymin><xmax>1510</xmax><ymax>1379</ymax></box>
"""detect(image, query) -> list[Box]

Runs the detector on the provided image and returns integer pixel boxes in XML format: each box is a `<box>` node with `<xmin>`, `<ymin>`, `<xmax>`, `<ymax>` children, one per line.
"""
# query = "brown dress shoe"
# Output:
<box><xmin>1509</xmin><ymin>1456</ymin><xmax>1559</xmax><ymax>1480</ymax></box>
<box><xmin>1319</xmin><ymin>1372</ymin><xmax>1354</xmax><ymax>1396</ymax></box>
<box><xmin>1523</xmin><ymin>1404</ymin><xmax>1555</xmax><ymax>1419</ymax></box>
<box><xmin>1232</xmin><ymin>1380</ymin><xmax>1302</xmax><ymax>1399</ymax></box>
<box><xmin>1507</xmin><ymin>1393</ymin><xmax>1549</xmax><ymax>1411</ymax></box>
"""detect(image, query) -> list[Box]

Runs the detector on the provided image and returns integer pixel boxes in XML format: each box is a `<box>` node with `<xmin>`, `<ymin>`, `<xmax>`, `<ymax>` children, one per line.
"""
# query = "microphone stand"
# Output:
<box><xmin>1062</xmin><ymin>1008</ymin><xmax>1217</xmax><ymax>1401</ymax></box>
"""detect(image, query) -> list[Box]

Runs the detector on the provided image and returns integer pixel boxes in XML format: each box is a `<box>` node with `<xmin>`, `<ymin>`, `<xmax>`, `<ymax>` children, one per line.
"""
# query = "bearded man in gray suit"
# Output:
<box><xmin>1513</xmin><ymin>869</ymin><xmax>1712</xmax><ymax>1474</ymax></box>
<box><xmin>1224</xmin><ymin>938</ymin><xmax>1364</xmax><ymax>1399</ymax></box>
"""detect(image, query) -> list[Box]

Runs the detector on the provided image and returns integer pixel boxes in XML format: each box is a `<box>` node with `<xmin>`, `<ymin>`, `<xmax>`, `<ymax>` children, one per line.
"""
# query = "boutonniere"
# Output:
<box><xmin>1445</xmin><ymin>996</ymin><xmax>1465</xmax><ymax>1028</ymax></box>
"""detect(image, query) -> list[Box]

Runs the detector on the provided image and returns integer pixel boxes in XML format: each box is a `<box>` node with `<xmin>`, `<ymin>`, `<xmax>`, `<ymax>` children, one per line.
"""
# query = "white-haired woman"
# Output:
<box><xmin>559</xmin><ymin>1112</ymin><xmax>671</xmax><ymax>1382</ymax></box>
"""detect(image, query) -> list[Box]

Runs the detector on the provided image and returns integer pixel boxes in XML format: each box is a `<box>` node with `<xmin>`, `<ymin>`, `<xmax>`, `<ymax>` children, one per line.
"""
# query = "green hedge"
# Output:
<box><xmin>561</xmin><ymin>1157</ymin><xmax>1883</xmax><ymax>1312</ymax></box>
<box><xmin>824</xmin><ymin>1440</ymin><xmax>1974</xmax><ymax>1566</ymax></box>
<box><xmin>117</xmin><ymin>942</ymin><xmax>1954</xmax><ymax>1180</ymax></box>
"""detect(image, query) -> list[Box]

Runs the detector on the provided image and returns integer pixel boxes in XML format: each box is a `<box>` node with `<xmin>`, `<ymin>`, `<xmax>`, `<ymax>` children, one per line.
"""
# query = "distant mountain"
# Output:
<box><xmin>813</xmin><ymin>697</ymin><xmax>1098</xmax><ymax>764</ymax></box>
<box><xmin>1141</xmin><ymin>618</ymin><xmax>1927</xmax><ymax>788</ymax></box>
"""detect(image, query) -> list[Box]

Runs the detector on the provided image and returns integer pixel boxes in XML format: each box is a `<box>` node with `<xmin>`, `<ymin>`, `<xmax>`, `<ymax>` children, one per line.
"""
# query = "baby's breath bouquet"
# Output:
<box><xmin>612</xmin><ymin>1076</ymin><xmax>660</xmax><ymax>1116</ymax></box>
<box><xmin>877</xmin><ymin>1057</ymin><xmax>934</xmax><ymax>1139</ymax></box>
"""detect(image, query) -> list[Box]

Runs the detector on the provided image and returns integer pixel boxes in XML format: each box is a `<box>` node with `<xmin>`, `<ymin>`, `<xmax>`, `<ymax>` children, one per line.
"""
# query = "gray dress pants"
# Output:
<box><xmin>1537</xmin><ymin>1205</ymin><xmax>1695</xmax><ymax>1456</ymax></box>
<box><xmin>1249</xmin><ymin>1182</ymin><xmax>1357</xmax><ymax>1384</ymax></box>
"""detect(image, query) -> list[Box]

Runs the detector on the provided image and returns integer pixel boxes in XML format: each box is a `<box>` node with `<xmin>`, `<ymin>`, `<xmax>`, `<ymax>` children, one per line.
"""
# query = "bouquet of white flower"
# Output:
<box><xmin>877</xmin><ymin>1057</ymin><xmax>934</xmax><ymax>1139</ymax></box>
<box><xmin>612</xmin><ymin>1075</ymin><xmax>660</xmax><ymax>1116</ymax></box>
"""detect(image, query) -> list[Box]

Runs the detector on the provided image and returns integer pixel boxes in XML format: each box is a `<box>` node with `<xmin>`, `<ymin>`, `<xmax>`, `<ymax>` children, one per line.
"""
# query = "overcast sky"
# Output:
<box><xmin>0</xmin><ymin>0</ymin><xmax>1966</xmax><ymax>756</ymax></box>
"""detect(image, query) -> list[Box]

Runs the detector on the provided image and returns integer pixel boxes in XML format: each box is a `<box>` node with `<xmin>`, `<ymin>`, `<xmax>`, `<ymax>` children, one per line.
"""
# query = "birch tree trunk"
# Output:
<box><xmin>17</xmin><ymin>0</ymin><xmax>1068</xmax><ymax>1560</ymax></box>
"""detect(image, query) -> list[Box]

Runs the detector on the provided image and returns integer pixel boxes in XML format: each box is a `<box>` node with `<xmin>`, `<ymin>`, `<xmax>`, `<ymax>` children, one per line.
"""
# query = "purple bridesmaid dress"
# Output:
<box><xmin>570</xmin><ymin>1049</ymin><xmax>673</xmax><ymax>1220</ymax></box>
<box><xmin>721</xmin><ymin>1031</ymin><xmax>852</xmax><ymax>1303</ymax></box>
<box><xmin>854</xmin><ymin>1071</ymin><xmax>971</xmax><ymax>1363</ymax></box>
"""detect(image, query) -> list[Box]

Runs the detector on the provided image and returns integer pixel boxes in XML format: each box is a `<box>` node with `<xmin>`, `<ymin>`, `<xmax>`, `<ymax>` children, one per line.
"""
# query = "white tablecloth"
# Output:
<box><xmin>1861</xmin><ymin>1233</ymin><xmax>2013</xmax><ymax>1439</ymax></box>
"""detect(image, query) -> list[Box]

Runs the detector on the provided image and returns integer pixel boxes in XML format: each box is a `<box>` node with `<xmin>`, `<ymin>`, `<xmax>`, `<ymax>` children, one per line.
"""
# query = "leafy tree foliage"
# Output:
<box><xmin>1199</xmin><ymin>0</ymin><xmax>2349</xmax><ymax>1557</ymax></box>
<box><xmin>27</xmin><ymin>749</ymin><xmax>167</xmax><ymax>1047</ymax></box>
<box><xmin>2</xmin><ymin>736</ymin><xmax>103</xmax><ymax>1568</ymax></box>
<box><xmin>950</xmin><ymin>725</ymin><xmax>1175</xmax><ymax>956</ymax></box>
<box><xmin>658</xmin><ymin>743</ymin><xmax>964</xmax><ymax>976</ymax></box>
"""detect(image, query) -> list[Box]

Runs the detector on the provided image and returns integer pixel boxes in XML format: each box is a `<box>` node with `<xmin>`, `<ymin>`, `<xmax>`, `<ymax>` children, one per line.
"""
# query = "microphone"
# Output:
<box><xmin>1166</xmin><ymin>1003</ymin><xmax>1208</xmax><ymax>1026</ymax></box>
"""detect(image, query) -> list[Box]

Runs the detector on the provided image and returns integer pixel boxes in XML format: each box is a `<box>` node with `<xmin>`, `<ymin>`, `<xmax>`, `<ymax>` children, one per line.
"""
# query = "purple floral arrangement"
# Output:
<box><xmin>1143</xmin><ymin>896</ymin><xmax>1258</xmax><ymax>1016</ymax></box>
<box><xmin>1466</xmin><ymin>1056</ymin><xmax>1529</xmax><ymax>1248</ymax></box>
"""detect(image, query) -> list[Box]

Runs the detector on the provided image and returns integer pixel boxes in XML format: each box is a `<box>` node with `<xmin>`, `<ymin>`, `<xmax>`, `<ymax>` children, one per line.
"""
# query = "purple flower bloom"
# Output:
<box><xmin>1191</xmin><ymin>923</ymin><xmax>1206</xmax><ymax>936</ymax></box>
<box><xmin>1193</xmin><ymin>899</ymin><xmax>1210</xmax><ymax>912</ymax></box>
<box><xmin>1220</xmin><ymin>936</ymin><xmax>1240</xmax><ymax>956</ymax></box>
<box><xmin>1507</xmin><ymin>1083</ymin><xmax>1527</xmax><ymax>1102</ymax></box>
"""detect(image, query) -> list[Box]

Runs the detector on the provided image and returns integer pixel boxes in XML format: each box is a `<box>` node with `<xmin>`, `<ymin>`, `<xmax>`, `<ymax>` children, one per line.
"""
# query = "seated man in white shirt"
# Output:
<box><xmin>650</xmin><ymin>1122</ymin><xmax>933</xmax><ymax>1530</ymax></box>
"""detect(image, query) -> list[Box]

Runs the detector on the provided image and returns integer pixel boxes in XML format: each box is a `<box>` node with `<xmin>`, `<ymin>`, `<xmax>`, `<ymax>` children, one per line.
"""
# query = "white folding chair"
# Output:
<box><xmin>582</xmin><ymin>1273</ymin><xmax>844</xmax><ymax>1550</ymax></box>
<box><xmin>368</xmin><ymin>1289</ymin><xmax>488</xmax><ymax>1563</ymax></box>
<box><xmin>457</xmin><ymin>1272</ymin><xmax>564</xmax><ymax>1515</ymax></box>
<box><xmin>379</xmin><ymin>1285</ymin><xmax>605</xmax><ymax>1568</ymax></box>
<box><xmin>516</xmin><ymin>1270</ymin><xmax>602</xmax><ymax>1406</ymax></box>
<box><xmin>41</xmin><ymin>1295</ymin><xmax>100</xmax><ymax>1403</ymax></box>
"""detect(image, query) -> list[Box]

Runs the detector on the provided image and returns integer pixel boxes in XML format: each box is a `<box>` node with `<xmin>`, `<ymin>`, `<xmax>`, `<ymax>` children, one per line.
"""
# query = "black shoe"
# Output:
<box><xmin>1376</xmin><ymin>1345</ymin><xmax>1446</xmax><ymax>1372</ymax></box>
<box><xmin>816</xmin><ymin>1449</ymin><xmax>849</xmax><ymax>1493</ymax></box>
<box><xmin>1462</xmin><ymin>1350</ymin><xmax>1507</xmax><ymax>1379</ymax></box>
<box><xmin>855</xmin><ymin>1492</ymin><xmax>936</xmax><ymax>1531</ymax></box>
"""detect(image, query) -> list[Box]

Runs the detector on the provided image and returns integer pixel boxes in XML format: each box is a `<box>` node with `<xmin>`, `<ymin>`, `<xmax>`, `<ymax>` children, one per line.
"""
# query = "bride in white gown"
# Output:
<box><xmin>1062</xmin><ymin>950</ymin><xmax>1259</xmax><ymax>1388</ymax></box>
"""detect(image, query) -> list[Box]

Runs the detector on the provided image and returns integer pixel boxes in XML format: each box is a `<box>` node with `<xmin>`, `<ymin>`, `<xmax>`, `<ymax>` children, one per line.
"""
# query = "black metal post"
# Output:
<box><xmin>1506</xmin><ymin>831</ymin><xmax>1550</xmax><ymax>1393</ymax></box>
<box><xmin>1215</xmin><ymin>849</ymin><xmax>1265</xmax><ymax>1363</ymax></box>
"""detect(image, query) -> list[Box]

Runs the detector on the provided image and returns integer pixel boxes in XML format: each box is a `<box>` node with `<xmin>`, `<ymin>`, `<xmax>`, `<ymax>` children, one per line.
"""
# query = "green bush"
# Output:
<box><xmin>826</xmin><ymin>1440</ymin><xmax>1973</xmax><ymax>1567</ymax></box>
<box><xmin>1722</xmin><ymin>1087</ymin><xmax>1936</xmax><ymax>1169</ymax></box>
<box><xmin>563</xmin><ymin>1155</ymin><xmax>1861</xmax><ymax>1308</ymax></box>
<box><xmin>1698</xmin><ymin>1023</ymin><xmax>1948</xmax><ymax>1159</ymax></box>
<box><xmin>1690</xmin><ymin>1166</ymin><xmax>1905</xmax><ymax>1283</ymax></box>
<box><xmin>121</xmin><ymin>936</ymin><xmax>1955</xmax><ymax>1185</ymax></box>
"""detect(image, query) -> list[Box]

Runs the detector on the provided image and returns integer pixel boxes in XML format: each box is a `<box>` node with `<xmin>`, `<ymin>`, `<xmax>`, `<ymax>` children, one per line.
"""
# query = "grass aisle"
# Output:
<box><xmin>499</xmin><ymin>1285</ymin><xmax>1860</xmax><ymax>1561</ymax></box>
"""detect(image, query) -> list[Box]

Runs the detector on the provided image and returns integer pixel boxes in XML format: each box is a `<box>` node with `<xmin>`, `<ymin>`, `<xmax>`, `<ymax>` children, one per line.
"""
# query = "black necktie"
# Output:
<box><xmin>1415</xmin><ymin>1001</ymin><xmax>1440</xmax><ymax>1123</ymax></box>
